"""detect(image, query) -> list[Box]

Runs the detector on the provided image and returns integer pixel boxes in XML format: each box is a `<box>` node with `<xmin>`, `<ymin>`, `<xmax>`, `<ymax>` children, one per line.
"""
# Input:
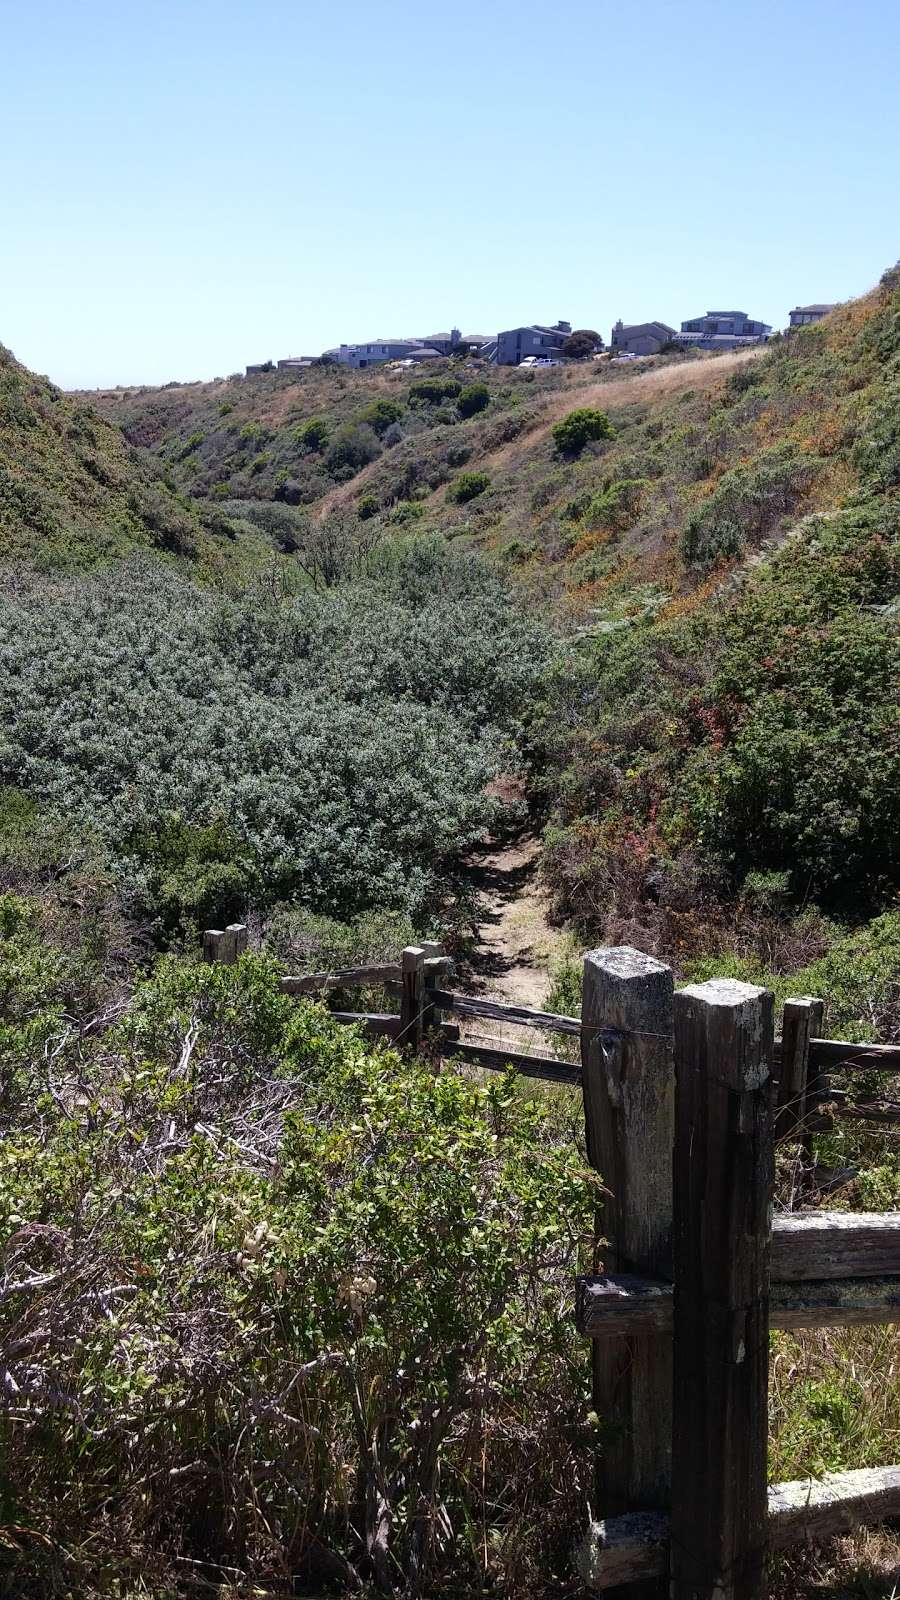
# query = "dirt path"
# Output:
<box><xmin>463</xmin><ymin>835</ymin><xmax>564</xmax><ymax>1010</ymax></box>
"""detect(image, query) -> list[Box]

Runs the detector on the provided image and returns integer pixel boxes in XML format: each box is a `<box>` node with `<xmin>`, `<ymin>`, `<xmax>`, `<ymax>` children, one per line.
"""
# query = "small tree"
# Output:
<box><xmin>295</xmin><ymin>415</ymin><xmax>329</xmax><ymax>452</ymax></box>
<box><xmin>358</xmin><ymin>397</ymin><xmax>405</xmax><ymax>436</ymax></box>
<box><xmin>552</xmin><ymin>407</ymin><xmax>614</xmax><ymax>456</ymax></box>
<box><xmin>295</xmin><ymin>510</ymin><xmax>382</xmax><ymax>587</ymax></box>
<box><xmin>561</xmin><ymin>329</ymin><xmax>601</xmax><ymax>359</ymax></box>
<box><xmin>447</xmin><ymin>470</ymin><xmax>490</xmax><ymax>504</ymax></box>
<box><xmin>457</xmin><ymin>382</ymin><xmax>490</xmax><ymax>418</ymax></box>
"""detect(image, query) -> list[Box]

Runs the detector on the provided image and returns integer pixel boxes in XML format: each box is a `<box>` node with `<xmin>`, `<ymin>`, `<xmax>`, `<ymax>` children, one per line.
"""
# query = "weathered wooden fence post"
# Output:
<box><xmin>775</xmin><ymin>996</ymin><xmax>825</xmax><ymax>1146</ymax></box>
<box><xmin>400</xmin><ymin>945</ymin><xmax>426</xmax><ymax>1050</ymax></box>
<box><xmin>202</xmin><ymin>923</ymin><xmax>248</xmax><ymax>964</ymax></box>
<box><xmin>671</xmin><ymin>978</ymin><xmax>775</xmax><ymax>1600</ymax></box>
<box><xmin>420</xmin><ymin>939</ymin><xmax>444</xmax><ymax>1035</ymax></box>
<box><xmin>581</xmin><ymin>947</ymin><xmax>675</xmax><ymax>1532</ymax></box>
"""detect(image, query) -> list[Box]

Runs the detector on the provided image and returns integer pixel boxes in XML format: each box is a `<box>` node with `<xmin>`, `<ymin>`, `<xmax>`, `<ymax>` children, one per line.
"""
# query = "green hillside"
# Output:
<box><xmin>0</xmin><ymin>278</ymin><xmax>899</xmax><ymax>1595</ymax></box>
<box><xmin>83</xmin><ymin>272</ymin><xmax>900</xmax><ymax>975</ymax></box>
<box><xmin>0</xmin><ymin>342</ymin><xmax>273</xmax><ymax>575</ymax></box>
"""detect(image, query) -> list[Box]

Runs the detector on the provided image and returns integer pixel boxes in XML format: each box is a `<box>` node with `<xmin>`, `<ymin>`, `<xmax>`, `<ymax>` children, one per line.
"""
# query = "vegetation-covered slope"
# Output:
<box><xmin>1</xmin><ymin>273</ymin><xmax>899</xmax><ymax>1597</ymax></box>
<box><xmin>0</xmin><ymin>342</ymin><xmax>272</xmax><ymax>575</ymax></box>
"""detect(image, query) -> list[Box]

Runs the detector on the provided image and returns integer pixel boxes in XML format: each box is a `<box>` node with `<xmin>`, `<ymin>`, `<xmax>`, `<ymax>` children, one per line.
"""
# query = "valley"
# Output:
<box><xmin>0</xmin><ymin>269</ymin><xmax>898</xmax><ymax>1598</ymax></box>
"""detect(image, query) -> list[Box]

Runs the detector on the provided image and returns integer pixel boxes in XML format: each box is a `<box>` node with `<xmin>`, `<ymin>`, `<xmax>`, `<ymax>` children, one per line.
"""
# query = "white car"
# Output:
<box><xmin>519</xmin><ymin>356</ymin><xmax>561</xmax><ymax>368</ymax></box>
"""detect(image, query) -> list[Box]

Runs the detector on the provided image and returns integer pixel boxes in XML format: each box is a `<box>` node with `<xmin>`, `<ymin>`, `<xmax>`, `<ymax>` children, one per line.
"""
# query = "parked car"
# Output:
<box><xmin>519</xmin><ymin>356</ymin><xmax>561</xmax><ymax>368</ymax></box>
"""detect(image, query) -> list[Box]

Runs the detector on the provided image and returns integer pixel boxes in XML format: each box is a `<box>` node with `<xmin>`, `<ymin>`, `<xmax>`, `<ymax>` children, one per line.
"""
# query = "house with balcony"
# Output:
<box><xmin>676</xmin><ymin>310</ymin><xmax>771</xmax><ymax>349</ymax></box>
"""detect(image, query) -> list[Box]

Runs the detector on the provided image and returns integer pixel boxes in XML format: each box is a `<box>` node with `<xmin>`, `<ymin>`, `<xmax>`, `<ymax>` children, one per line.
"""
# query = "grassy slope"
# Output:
<box><xmin>0</xmin><ymin>342</ymin><xmax>273</xmax><ymax>577</ymax></box>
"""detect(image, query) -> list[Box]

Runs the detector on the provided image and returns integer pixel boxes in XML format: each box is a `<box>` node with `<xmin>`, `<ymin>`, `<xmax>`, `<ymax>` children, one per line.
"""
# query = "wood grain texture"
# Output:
<box><xmin>807</xmin><ymin>1038</ymin><xmax>900</xmax><ymax>1072</ymax></box>
<box><xmin>399</xmin><ymin>946</ymin><xmax>426</xmax><ymax>1050</ymax></box>
<box><xmin>441</xmin><ymin>1039</ymin><xmax>580</xmax><ymax>1083</ymax></box>
<box><xmin>776</xmin><ymin>998</ymin><xmax>823</xmax><ymax>1143</ymax></box>
<box><xmin>578</xmin><ymin>1272</ymin><xmax>900</xmax><ymax>1335</ymax></box>
<box><xmin>424</xmin><ymin>989</ymin><xmax>582</xmax><ymax>1035</ymax></box>
<box><xmin>578</xmin><ymin>1466</ymin><xmax>900</xmax><ymax>1589</ymax></box>
<box><xmin>581</xmin><ymin>947</ymin><xmax>675</xmax><ymax>1519</ymax></box>
<box><xmin>671</xmin><ymin>978</ymin><xmax>774</xmax><ymax>1600</ymax></box>
<box><xmin>771</xmin><ymin>1211</ymin><xmax>900</xmax><ymax>1280</ymax></box>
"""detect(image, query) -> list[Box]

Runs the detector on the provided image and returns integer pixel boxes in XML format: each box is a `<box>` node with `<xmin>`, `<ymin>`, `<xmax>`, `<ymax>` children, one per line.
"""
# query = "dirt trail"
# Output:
<box><xmin>463</xmin><ymin>835</ymin><xmax>564</xmax><ymax>1011</ymax></box>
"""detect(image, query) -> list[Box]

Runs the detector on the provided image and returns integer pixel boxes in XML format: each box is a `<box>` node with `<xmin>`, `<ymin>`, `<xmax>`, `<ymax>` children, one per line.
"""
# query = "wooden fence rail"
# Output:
<box><xmin>205</xmin><ymin>929</ymin><xmax>900</xmax><ymax>1595</ymax></box>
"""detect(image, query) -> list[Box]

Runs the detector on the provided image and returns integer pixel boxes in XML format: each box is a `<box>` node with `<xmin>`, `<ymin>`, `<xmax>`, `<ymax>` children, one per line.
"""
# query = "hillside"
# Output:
<box><xmin>81</xmin><ymin>275</ymin><xmax>900</xmax><ymax>975</ymax></box>
<box><xmin>0</xmin><ymin>277</ymin><xmax>898</xmax><ymax>1598</ymax></box>
<box><xmin>0</xmin><ymin>342</ymin><xmax>273</xmax><ymax>575</ymax></box>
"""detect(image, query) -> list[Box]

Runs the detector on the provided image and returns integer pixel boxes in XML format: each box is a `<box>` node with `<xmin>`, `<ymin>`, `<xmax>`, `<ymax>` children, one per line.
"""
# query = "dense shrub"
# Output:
<box><xmin>295</xmin><ymin>414</ymin><xmax>330</xmax><ymax>452</ymax></box>
<box><xmin>551</xmin><ymin>408</ymin><xmax>613</xmax><ymax>456</ymax></box>
<box><xmin>0</xmin><ymin>952</ymin><xmax>596</xmax><ymax>1592</ymax></box>
<box><xmin>681</xmin><ymin>444</ymin><xmax>820</xmax><ymax>567</ymax></box>
<box><xmin>325</xmin><ymin>421</ymin><xmax>381</xmax><ymax>474</ymax></box>
<box><xmin>0</xmin><ymin>547</ymin><xmax>548</xmax><ymax>929</ymax></box>
<box><xmin>853</xmin><ymin>374</ymin><xmax>900</xmax><ymax>488</ymax></box>
<box><xmin>358</xmin><ymin>397</ymin><xmax>405</xmax><ymax>436</ymax></box>
<box><xmin>409</xmin><ymin>377</ymin><xmax>462</xmax><ymax>404</ymax></box>
<box><xmin>681</xmin><ymin>503</ymin><xmax>900</xmax><ymax>901</ymax></box>
<box><xmin>584</xmin><ymin>477</ymin><xmax>649</xmax><ymax>533</ymax></box>
<box><xmin>457</xmin><ymin>381</ymin><xmax>490</xmax><ymax>418</ymax></box>
<box><xmin>447</xmin><ymin>470</ymin><xmax>490</xmax><ymax>503</ymax></box>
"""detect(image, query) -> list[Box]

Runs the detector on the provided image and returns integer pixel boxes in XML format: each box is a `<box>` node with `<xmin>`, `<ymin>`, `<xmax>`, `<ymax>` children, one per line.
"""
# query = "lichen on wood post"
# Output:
<box><xmin>580</xmin><ymin>947</ymin><xmax>675</xmax><ymax>1522</ymax></box>
<box><xmin>671</xmin><ymin>977</ymin><xmax>774</xmax><ymax>1600</ymax></box>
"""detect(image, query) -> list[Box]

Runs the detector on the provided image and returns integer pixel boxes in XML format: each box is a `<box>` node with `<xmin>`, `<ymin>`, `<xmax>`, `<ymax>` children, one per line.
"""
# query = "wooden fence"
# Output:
<box><xmin>205</xmin><ymin>927</ymin><xmax>900</xmax><ymax>1598</ymax></box>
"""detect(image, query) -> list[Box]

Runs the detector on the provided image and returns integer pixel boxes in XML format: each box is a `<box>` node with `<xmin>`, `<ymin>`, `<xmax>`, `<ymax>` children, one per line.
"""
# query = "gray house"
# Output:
<box><xmin>789</xmin><ymin>304</ymin><xmax>835</xmax><ymax>327</ymax></box>
<box><xmin>323</xmin><ymin>339</ymin><xmax>441</xmax><ymax>369</ymax></box>
<box><xmin>610</xmin><ymin>319</ymin><xmax>676</xmax><ymax>356</ymax></box>
<box><xmin>495</xmin><ymin>321</ymin><xmax>571</xmax><ymax>365</ymax></box>
<box><xmin>677</xmin><ymin>311</ymin><xmax>771</xmax><ymax>348</ymax></box>
<box><xmin>422</xmin><ymin>328</ymin><xmax>492</xmax><ymax>355</ymax></box>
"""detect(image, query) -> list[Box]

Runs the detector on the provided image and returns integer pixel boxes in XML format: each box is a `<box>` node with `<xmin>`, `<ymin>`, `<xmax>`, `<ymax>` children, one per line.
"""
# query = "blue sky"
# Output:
<box><xmin>2</xmin><ymin>0</ymin><xmax>899</xmax><ymax>388</ymax></box>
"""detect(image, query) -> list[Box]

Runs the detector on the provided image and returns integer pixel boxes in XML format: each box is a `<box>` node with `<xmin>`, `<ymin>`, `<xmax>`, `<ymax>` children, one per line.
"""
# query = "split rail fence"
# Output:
<box><xmin>205</xmin><ymin>924</ymin><xmax>900</xmax><ymax>1598</ymax></box>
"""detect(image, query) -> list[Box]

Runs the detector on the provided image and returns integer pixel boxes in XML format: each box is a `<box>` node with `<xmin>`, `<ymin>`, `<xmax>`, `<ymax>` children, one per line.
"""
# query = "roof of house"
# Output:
<box><xmin>792</xmin><ymin>304</ymin><xmax>836</xmax><ymax>314</ymax></box>
<box><xmin>617</xmin><ymin>321</ymin><xmax>676</xmax><ymax>338</ymax></box>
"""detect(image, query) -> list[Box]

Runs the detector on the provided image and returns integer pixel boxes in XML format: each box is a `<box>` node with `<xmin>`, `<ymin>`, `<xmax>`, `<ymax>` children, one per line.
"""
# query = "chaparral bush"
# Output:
<box><xmin>447</xmin><ymin>470</ymin><xmax>490</xmax><ymax>504</ymax></box>
<box><xmin>0</xmin><ymin>949</ymin><xmax>597</xmax><ymax>1594</ymax></box>
<box><xmin>0</xmin><ymin>543</ymin><xmax>549</xmax><ymax>934</ymax></box>
<box><xmin>551</xmin><ymin>408</ymin><xmax>613</xmax><ymax>456</ymax></box>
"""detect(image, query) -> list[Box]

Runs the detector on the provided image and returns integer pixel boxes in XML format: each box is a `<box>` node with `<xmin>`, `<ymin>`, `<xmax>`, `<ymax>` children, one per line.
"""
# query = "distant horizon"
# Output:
<box><xmin>3</xmin><ymin>0</ymin><xmax>899</xmax><ymax>390</ymax></box>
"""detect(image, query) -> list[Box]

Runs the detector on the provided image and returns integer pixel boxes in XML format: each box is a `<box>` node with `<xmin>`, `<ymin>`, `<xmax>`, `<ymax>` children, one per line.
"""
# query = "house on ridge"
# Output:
<box><xmin>610</xmin><ymin>319</ymin><xmax>676</xmax><ymax>356</ymax></box>
<box><xmin>788</xmin><ymin>304</ymin><xmax>836</xmax><ymax>327</ymax></box>
<box><xmin>495</xmin><ymin>321</ymin><xmax>572</xmax><ymax>365</ymax></box>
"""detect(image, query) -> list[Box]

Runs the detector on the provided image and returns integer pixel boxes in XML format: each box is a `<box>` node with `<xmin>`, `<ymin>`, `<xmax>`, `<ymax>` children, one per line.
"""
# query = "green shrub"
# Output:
<box><xmin>356</xmin><ymin>492</ymin><xmax>379</xmax><ymax>519</ymax></box>
<box><xmin>0</xmin><ymin>954</ymin><xmax>597</xmax><ymax>1591</ymax></box>
<box><xmin>681</xmin><ymin>444</ymin><xmax>820</xmax><ymax>567</ymax></box>
<box><xmin>457</xmin><ymin>381</ymin><xmax>490</xmax><ymax>418</ymax></box>
<box><xmin>130</xmin><ymin>814</ymin><xmax>253</xmax><ymax>938</ymax></box>
<box><xmin>0</xmin><ymin>550</ymin><xmax>548</xmax><ymax>928</ymax></box>
<box><xmin>325</xmin><ymin>421</ymin><xmax>381</xmax><ymax>473</ymax></box>
<box><xmin>552</xmin><ymin>408</ymin><xmax>613</xmax><ymax>456</ymax></box>
<box><xmin>409</xmin><ymin>376</ymin><xmax>462</xmax><ymax>404</ymax></box>
<box><xmin>294</xmin><ymin>414</ymin><xmax>330</xmax><ymax>452</ymax></box>
<box><xmin>357</xmin><ymin>397</ymin><xmax>404</xmax><ymax>436</ymax></box>
<box><xmin>584</xmin><ymin>477</ymin><xmax>649</xmax><ymax>533</ymax></box>
<box><xmin>447</xmin><ymin>470</ymin><xmax>490</xmax><ymax>503</ymax></box>
<box><xmin>681</xmin><ymin>502</ymin><xmax>900</xmax><ymax>902</ymax></box>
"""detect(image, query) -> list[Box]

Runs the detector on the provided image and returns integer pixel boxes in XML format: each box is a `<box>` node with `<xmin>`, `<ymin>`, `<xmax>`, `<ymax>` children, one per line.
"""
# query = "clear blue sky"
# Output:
<box><xmin>2</xmin><ymin>0</ymin><xmax>899</xmax><ymax>388</ymax></box>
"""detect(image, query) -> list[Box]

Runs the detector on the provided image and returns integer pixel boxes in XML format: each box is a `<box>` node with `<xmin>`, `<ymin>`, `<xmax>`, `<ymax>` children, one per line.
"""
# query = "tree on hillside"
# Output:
<box><xmin>296</xmin><ymin>509</ymin><xmax>382</xmax><ymax>588</ymax></box>
<box><xmin>562</xmin><ymin>329</ymin><xmax>601</xmax><ymax>359</ymax></box>
<box><xmin>552</xmin><ymin>407</ymin><xmax>613</xmax><ymax>456</ymax></box>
